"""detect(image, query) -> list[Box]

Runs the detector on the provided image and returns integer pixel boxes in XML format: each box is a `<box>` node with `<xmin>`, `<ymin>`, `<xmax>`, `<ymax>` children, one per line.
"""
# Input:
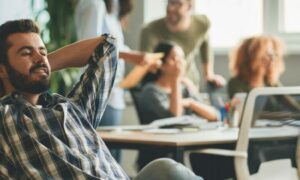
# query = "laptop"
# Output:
<box><xmin>239</xmin><ymin>87</ymin><xmax>300</xmax><ymax>128</ymax></box>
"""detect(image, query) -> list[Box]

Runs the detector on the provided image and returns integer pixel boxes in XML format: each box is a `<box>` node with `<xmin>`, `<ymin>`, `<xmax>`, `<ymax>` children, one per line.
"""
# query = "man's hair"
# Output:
<box><xmin>0</xmin><ymin>19</ymin><xmax>40</xmax><ymax>65</ymax></box>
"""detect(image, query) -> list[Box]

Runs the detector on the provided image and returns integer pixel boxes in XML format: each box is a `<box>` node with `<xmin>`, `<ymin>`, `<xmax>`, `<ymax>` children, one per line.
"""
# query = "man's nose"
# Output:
<box><xmin>32</xmin><ymin>51</ymin><xmax>46</xmax><ymax>64</ymax></box>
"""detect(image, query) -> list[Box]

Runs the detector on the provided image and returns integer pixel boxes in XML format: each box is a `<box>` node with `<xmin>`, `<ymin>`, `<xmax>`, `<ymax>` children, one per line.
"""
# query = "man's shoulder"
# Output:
<box><xmin>192</xmin><ymin>14</ymin><xmax>210</xmax><ymax>28</ymax></box>
<box><xmin>142</xmin><ymin>18</ymin><xmax>165</xmax><ymax>31</ymax></box>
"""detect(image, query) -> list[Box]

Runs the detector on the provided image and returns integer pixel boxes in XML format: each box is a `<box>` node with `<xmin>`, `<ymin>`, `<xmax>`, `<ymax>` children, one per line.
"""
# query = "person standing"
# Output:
<box><xmin>75</xmin><ymin>0</ymin><xmax>162</xmax><ymax>162</ymax></box>
<box><xmin>140</xmin><ymin>0</ymin><xmax>226</xmax><ymax>89</ymax></box>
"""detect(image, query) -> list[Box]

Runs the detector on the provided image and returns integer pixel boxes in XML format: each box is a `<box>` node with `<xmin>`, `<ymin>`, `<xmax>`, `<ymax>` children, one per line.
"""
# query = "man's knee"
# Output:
<box><xmin>134</xmin><ymin>158</ymin><xmax>203</xmax><ymax>180</ymax></box>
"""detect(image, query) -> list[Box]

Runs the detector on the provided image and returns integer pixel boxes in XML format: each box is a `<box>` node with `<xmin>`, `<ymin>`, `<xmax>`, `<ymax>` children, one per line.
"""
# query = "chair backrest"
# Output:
<box><xmin>235</xmin><ymin>86</ymin><xmax>300</xmax><ymax>179</ymax></box>
<box><xmin>129</xmin><ymin>85</ymin><xmax>144</xmax><ymax>124</ymax></box>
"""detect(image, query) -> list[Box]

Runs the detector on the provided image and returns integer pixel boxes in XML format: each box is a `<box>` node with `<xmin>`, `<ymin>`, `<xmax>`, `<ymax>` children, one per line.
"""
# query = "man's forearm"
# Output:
<box><xmin>169</xmin><ymin>80</ymin><xmax>183</xmax><ymax>116</ymax></box>
<box><xmin>119</xmin><ymin>51</ymin><xmax>142</xmax><ymax>64</ymax></box>
<box><xmin>48</xmin><ymin>36</ymin><xmax>105</xmax><ymax>71</ymax></box>
<box><xmin>202</xmin><ymin>63</ymin><xmax>213</xmax><ymax>78</ymax></box>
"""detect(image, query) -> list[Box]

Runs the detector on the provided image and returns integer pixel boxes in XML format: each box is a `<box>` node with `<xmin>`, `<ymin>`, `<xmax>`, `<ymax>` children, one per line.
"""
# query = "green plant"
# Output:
<box><xmin>32</xmin><ymin>0</ymin><xmax>80</xmax><ymax>95</ymax></box>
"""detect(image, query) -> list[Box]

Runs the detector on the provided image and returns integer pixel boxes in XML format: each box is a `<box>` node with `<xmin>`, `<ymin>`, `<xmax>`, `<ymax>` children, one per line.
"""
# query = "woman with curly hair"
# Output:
<box><xmin>227</xmin><ymin>35</ymin><xmax>285</xmax><ymax>99</ymax></box>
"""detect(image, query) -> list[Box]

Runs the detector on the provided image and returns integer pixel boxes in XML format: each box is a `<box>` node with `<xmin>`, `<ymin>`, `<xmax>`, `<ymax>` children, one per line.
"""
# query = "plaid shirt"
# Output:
<box><xmin>0</xmin><ymin>35</ymin><xmax>129</xmax><ymax>180</ymax></box>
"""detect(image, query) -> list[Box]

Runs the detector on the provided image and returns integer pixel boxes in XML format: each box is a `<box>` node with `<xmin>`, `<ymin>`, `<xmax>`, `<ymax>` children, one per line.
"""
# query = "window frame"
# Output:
<box><xmin>194</xmin><ymin>0</ymin><xmax>300</xmax><ymax>55</ymax></box>
<box><xmin>265</xmin><ymin>0</ymin><xmax>300</xmax><ymax>54</ymax></box>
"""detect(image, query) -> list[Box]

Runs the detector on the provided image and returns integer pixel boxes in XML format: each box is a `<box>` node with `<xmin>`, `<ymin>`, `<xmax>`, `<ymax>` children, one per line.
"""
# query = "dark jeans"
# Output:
<box><xmin>135</xmin><ymin>158</ymin><xmax>203</xmax><ymax>180</ymax></box>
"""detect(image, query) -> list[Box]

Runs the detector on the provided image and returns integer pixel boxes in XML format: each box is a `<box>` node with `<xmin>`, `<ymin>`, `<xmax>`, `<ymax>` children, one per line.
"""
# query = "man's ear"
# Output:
<box><xmin>0</xmin><ymin>64</ymin><xmax>8</xmax><ymax>78</ymax></box>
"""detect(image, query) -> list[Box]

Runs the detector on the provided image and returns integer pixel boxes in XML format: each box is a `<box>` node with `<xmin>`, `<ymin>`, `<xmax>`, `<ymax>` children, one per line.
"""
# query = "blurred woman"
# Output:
<box><xmin>137</xmin><ymin>41</ymin><xmax>218</xmax><ymax>170</ymax></box>
<box><xmin>75</xmin><ymin>0</ymin><xmax>162</xmax><ymax>163</ymax></box>
<box><xmin>227</xmin><ymin>35</ymin><xmax>285</xmax><ymax>99</ymax></box>
<box><xmin>139</xmin><ymin>41</ymin><xmax>218</xmax><ymax>124</ymax></box>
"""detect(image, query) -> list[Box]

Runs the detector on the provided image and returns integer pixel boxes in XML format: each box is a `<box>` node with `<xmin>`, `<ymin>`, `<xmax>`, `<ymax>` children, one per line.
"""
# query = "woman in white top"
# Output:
<box><xmin>75</xmin><ymin>0</ymin><xmax>161</xmax><ymax>162</ymax></box>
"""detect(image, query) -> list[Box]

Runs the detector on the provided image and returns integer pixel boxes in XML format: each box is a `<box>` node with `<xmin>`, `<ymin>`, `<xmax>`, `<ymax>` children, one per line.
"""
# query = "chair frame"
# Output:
<box><xmin>186</xmin><ymin>86</ymin><xmax>300</xmax><ymax>180</ymax></box>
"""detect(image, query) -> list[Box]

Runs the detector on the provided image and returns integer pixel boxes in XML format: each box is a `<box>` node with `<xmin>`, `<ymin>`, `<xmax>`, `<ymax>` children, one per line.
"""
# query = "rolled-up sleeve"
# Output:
<box><xmin>67</xmin><ymin>34</ymin><xmax>118</xmax><ymax>127</ymax></box>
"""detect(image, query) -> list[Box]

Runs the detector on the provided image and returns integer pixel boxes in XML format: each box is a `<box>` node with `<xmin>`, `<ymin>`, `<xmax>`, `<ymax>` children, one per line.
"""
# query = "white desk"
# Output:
<box><xmin>98</xmin><ymin>126</ymin><xmax>300</xmax><ymax>163</ymax></box>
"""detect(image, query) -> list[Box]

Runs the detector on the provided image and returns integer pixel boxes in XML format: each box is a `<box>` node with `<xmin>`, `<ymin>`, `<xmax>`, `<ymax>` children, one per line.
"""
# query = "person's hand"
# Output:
<box><xmin>139</xmin><ymin>52</ymin><xmax>163</xmax><ymax>65</ymax></box>
<box><xmin>206</xmin><ymin>74</ymin><xmax>226</xmax><ymax>88</ymax></box>
<box><xmin>119</xmin><ymin>51</ymin><xmax>164</xmax><ymax>69</ymax></box>
<box><xmin>166</xmin><ymin>55</ymin><xmax>186</xmax><ymax>79</ymax></box>
<box><xmin>265</xmin><ymin>59</ymin><xmax>282</xmax><ymax>86</ymax></box>
<box><xmin>140</xmin><ymin>52</ymin><xmax>164</xmax><ymax>73</ymax></box>
<box><xmin>182</xmin><ymin>98</ymin><xmax>194</xmax><ymax>108</ymax></box>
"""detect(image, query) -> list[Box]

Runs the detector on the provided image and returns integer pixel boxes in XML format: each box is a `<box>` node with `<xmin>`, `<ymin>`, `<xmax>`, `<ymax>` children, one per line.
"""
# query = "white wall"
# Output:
<box><xmin>0</xmin><ymin>0</ymin><xmax>31</xmax><ymax>24</ymax></box>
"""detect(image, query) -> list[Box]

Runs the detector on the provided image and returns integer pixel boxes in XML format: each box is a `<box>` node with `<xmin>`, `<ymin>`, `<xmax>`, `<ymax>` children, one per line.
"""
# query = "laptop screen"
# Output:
<box><xmin>252</xmin><ymin>94</ymin><xmax>300</xmax><ymax>127</ymax></box>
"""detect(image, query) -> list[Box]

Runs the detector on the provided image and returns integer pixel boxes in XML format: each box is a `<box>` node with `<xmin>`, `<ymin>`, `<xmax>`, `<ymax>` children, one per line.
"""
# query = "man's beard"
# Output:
<box><xmin>6</xmin><ymin>62</ymin><xmax>50</xmax><ymax>94</ymax></box>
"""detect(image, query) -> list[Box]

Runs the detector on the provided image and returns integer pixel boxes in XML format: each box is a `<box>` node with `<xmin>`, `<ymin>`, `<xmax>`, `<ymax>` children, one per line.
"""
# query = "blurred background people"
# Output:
<box><xmin>75</xmin><ymin>0</ymin><xmax>162</xmax><ymax>162</ymax></box>
<box><xmin>227</xmin><ymin>35</ymin><xmax>285</xmax><ymax>99</ymax></box>
<box><xmin>140</xmin><ymin>0</ymin><xmax>226</xmax><ymax>90</ymax></box>
<box><xmin>137</xmin><ymin>41</ymin><xmax>218</xmax><ymax>170</ymax></box>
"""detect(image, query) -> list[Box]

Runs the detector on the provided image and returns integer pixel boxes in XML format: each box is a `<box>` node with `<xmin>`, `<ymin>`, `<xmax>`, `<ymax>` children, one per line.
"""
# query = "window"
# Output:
<box><xmin>281</xmin><ymin>0</ymin><xmax>300</xmax><ymax>33</ymax></box>
<box><xmin>0</xmin><ymin>0</ymin><xmax>49</xmax><ymax>42</ymax></box>
<box><xmin>194</xmin><ymin>0</ymin><xmax>300</xmax><ymax>53</ymax></box>
<box><xmin>264</xmin><ymin>0</ymin><xmax>300</xmax><ymax>53</ymax></box>
<box><xmin>0</xmin><ymin>0</ymin><xmax>32</xmax><ymax>24</ymax></box>
<box><xmin>143</xmin><ymin>0</ymin><xmax>300</xmax><ymax>53</ymax></box>
<box><xmin>144</xmin><ymin>0</ymin><xmax>167</xmax><ymax>24</ymax></box>
<box><xmin>194</xmin><ymin>0</ymin><xmax>263</xmax><ymax>49</ymax></box>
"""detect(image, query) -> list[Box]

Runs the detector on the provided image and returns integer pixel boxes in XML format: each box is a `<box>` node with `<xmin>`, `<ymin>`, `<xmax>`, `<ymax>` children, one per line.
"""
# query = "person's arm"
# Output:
<box><xmin>119</xmin><ymin>51</ymin><xmax>163</xmax><ymax>66</ymax></box>
<box><xmin>0</xmin><ymin>136</ymin><xmax>15</xmax><ymax>179</ymax></box>
<box><xmin>48</xmin><ymin>36</ymin><xmax>106</xmax><ymax>71</ymax></box>
<box><xmin>182</xmin><ymin>98</ymin><xmax>218</xmax><ymax>121</ymax></box>
<box><xmin>64</xmin><ymin>35</ymin><xmax>118</xmax><ymax>127</ymax></box>
<box><xmin>0</xmin><ymin>154</ymin><xmax>14</xmax><ymax>179</ymax></box>
<box><xmin>265</xmin><ymin>59</ymin><xmax>283</xmax><ymax>86</ymax></box>
<box><xmin>168</xmin><ymin>56</ymin><xmax>186</xmax><ymax>116</ymax></box>
<box><xmin>201</xmin><ymin>37</ymin><xmax>226</xmax><ymax>87</ymax></box>
<box><xmin>169</xmin><ymin>78</ymin><xmax>183</xmax><ymax>116</ymax></box>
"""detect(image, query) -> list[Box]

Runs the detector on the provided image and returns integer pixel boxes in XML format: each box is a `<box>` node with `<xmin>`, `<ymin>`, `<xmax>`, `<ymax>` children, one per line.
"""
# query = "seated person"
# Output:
<box><xmin>227</xmin><ymin>35</ymin><xmax>300</xmax><ymax>116</ymax></box>
<box><xmin>226</xmin><ymin>35</ymin><xmax>298</xmax><ymax>175</ymax></box>
<box><xmin>139</xmin><ymin>41</ymin><xmax>218</xmax><ymax>124</ymax></box>
<box><xmin>227</xmin><ymin>35</ymin><xmax>285</xmax><ymax>99</ymax></box>
<box><xmin>0</xmin><ymin>19</ymin><xmax>202</xmax><ymax>180</ymax></box>
<box><xmin>137</xmin><ymin>41</ymin><xmax>218</xmax><ymax>169</ymax></box>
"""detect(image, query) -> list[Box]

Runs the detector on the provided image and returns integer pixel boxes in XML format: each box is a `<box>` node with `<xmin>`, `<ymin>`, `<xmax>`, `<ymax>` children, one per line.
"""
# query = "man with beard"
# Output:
<box><xmin>0</xmin><ymin>19</ymin><xmax>202</xmax><ymax>180</ymax></box>
<box><xmin>140</xmin><ymin>0</ymin><xmax>226</xmax><ymax>89</ymax></box>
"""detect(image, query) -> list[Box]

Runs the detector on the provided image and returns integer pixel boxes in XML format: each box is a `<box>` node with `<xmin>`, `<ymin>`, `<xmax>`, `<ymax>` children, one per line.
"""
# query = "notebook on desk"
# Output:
<box><xmin>150</xmin><ymin>115</ymin><xmax>222</xmax><ymax>130</ymax></box>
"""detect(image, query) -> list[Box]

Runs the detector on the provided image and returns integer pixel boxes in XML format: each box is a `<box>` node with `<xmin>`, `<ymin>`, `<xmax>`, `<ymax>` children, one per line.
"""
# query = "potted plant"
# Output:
<box><xmin>32</xmin><ymin>0</ymin><xmax>80</xmax><ymax>95</ymax></box>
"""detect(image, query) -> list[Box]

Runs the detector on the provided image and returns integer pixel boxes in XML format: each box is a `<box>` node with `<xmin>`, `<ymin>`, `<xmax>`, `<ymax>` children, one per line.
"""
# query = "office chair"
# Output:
<box><xmin>129</xmin><ymin>85</ymin><xmax>145</xmax><ymax>124</ymax></box>
<box><xmin>187</xmin><ymin>87</ymin><xmax>300</xmax><ymax>180</ymax></box>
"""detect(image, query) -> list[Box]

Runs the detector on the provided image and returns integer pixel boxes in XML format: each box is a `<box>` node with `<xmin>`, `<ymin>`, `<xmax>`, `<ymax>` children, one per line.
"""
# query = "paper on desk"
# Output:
<box><xmin>97</xmin><ymin>125</ymin><xmax>153</xmax><ymax>132</ymax></box>
<box><xmin>149</xmin><ymin>115</ymin><xmax>221</xmax><ymax>130</ymax></box>
<box><xmin>119</xmin><ymin>52</ymin><xmax>164</xmax><ymax>89</ymax></box>
<box><xmin>143</xmin><ymin>128</ymin><xmax>181</xmax><ymax>134</ymax></box>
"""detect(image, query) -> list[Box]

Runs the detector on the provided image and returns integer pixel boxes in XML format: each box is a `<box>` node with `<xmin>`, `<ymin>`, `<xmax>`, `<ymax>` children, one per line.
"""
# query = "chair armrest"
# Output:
<box><xmin>187</xmin><ymin>148</ymin><xmax>247</xmax><ymax>158</ymax></box>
